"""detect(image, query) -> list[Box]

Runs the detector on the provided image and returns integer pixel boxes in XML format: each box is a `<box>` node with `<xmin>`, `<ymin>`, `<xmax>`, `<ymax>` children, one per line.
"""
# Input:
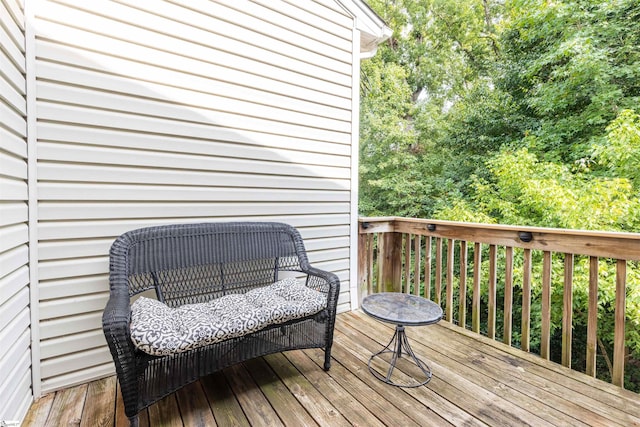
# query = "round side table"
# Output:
<box><xmin>361</xmin><ymin>292</ymin><xmax>443</xmax><ymax>387</ymax></box>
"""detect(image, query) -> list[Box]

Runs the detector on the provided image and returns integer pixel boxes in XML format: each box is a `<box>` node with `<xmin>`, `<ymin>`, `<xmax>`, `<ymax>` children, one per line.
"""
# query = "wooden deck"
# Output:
<box><xmin>23</xmin><ymin>310</ymin><xmax>640</xmax><ymax>427</ymax></box>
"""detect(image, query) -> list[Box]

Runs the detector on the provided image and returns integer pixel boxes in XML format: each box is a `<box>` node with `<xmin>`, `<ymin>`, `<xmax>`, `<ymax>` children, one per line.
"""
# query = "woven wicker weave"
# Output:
<box><xmin>102</xmin><ymin>222</ymin><xmax>340</xmax><ymax>426</ymax></box>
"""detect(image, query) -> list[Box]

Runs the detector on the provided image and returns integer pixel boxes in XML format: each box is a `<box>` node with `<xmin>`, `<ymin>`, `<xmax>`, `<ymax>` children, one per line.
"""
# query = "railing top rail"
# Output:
<box><xmin>359</xmin><ymin>217</ymin><xmax>640</xmax><ymax>260</ymax></box>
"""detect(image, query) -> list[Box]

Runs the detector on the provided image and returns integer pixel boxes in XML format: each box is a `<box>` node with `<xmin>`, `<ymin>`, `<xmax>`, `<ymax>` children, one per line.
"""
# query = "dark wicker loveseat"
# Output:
<box><xmin>102</xmin><ymin>222</ymin><xmax>340</xmax><ymax>426</ymax></box>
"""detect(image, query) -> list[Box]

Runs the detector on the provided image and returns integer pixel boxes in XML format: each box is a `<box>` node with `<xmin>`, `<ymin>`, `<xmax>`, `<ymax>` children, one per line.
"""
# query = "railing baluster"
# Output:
<box><xmin>613</xmin><ymin>259</ymin><xmax>627</xmax><ymax>387</ymax></box>
<box><xmin>424</xmin><ymin>236</ymin><xmax>432</xmax><ymax>300</ymax></box>
<box><xmin>488</xmin><ymin>244</ymin><xmax>497</xmax><ymax>340</ymax></box>
<box><xmin>521</xmin><ymin>248</ymin><xmax>532</xmax><ymax>352</ymax></box>
<box><xmin>472</xmin><ymin>242</ymin><xmax>482</xmax><ymax>333</ymax></box>
<box><xmin>414</xmin><ymin>235</ymin><xmax>421</xmax><ymax>296</ymax></box>
<box><xmin>435</xmin><ymin>238</ymin><xmax>443</xmax><ymax>305</ymax></box>
<box><xmin>562</xmin><ymin>253</ymin><xmax>574</xmax><ymax>368</ymax></box>
<box><xmin>459</xmin><ymin>241</ymin><xmax>468</xmax><ymax>328</ymax></box>
<box><xmin>446</xmin><ymin>239</ymin><xmax>455</xmax><ymax>322</ymax></box>
<box><xmin>586</xmin><ymin>256</ymin><xmax>599</xmax><ymax>377</ymax></box>
<box><xmin>368</xmin><ymin>234</ymin><xmax>375</xmax><ymax>294</ymax></box>
<box><xmin>404</xmin><ymin>233</ymin><xmax>411</xmax><ymax>293</ymax></box>
<box><xmin>503</xmin><ymin>246</ymin><xmax>514</xmax><ymax>346</ymax></box>
<box><xmin>541</xmin><ymin>251</ymin><xmax>552</xmax><ymax>360</ymax></box>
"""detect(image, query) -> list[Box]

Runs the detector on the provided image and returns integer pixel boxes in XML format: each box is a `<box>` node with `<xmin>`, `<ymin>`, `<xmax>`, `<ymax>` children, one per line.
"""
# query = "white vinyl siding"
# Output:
<box><xmin>0</xmin><ymin>0</ymin><xmax>32</xmax><ymax>422</ymax></box>
<box><xmin>33</xmin><ymin>0</ymin><xmax>356</xmax><ymax>392</ymax></box>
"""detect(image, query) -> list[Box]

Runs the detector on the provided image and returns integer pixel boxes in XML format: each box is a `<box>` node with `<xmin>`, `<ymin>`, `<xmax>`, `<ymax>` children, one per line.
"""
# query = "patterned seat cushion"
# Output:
<box><xmin>130</xmin><ymin>277</ymin><xmax>327</xmax><ymax>356</ymax></box>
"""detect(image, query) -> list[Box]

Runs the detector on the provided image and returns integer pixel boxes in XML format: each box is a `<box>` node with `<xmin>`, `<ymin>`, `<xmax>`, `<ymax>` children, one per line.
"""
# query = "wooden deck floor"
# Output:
<box><xmin>23</xmin><ymin>310</ymin><xmax>640</xmax><ymax>426</ymax></box>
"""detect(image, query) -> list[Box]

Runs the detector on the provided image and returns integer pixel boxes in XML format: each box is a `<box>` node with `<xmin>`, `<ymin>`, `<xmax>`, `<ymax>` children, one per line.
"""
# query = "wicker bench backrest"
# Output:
<box><xmin>109</xmin><ymin>222</ymin><xmax>309</xmax><ymax>307</ymax></box>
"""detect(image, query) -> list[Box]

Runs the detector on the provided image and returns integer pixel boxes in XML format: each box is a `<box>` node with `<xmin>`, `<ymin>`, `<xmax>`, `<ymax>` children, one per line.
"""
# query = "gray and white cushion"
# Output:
<box><xmin>130</xmin><ymin>277</ymin><xmax>327</xmax><ymax>356</ymax></box>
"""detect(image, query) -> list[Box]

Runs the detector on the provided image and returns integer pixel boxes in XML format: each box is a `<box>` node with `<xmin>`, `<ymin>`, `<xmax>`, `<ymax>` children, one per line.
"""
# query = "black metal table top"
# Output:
<box><xmin>361</xmin><ymin>293</ymin><xmax>443</xmax><ymax>326</ymax></box>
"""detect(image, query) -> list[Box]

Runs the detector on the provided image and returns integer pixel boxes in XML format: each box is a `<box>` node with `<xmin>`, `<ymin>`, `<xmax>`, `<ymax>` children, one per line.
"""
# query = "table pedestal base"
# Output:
<box><xmin>368</xmin><ymin>325</ymin><xmax>432</xmax><ymax>388</ymax></box>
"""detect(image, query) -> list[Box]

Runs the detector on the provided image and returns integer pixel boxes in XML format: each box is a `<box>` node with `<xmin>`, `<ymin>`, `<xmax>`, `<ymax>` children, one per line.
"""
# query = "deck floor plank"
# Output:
<box><xmin>200</xmin><ymin>372</ymin><xmax>249</xmax><ymax>427</ymax></box>
<box><xmin>283</xmin><ymin>349</ymin><xmax>388</xmax><ymax>427</ymax></box>
<box><xmin>224</xmin><ymin>363</ymin><xmax>284</xmax><ymax>426</ymax></box>
<box><xmin>43</xmin><ymin>383</ymin><xmax>88</xmax><ymax>427</ymax></box>
<box><xmin>148</xmin><ymin>394</ymin><xmax>182</xmax><ymax>427</ymax></box>
<box><xmin>245</xmin><ymin>357</ymin><xmax>319</xmax><ymax>426</ymax></box>
<box><xmin>80</xmin><ymin>376</ymin><xmax>116</xmax><ymax>427</ymax></box>
<box><xmin>21</xmin><ymin>311</ymin><xmax>640</xmax><ymax>427</ymax></box>
<box><xmin>175</xmin><ymin>381</ymin><xmax>217</xmax><ymax>427</ymax></box>
<box><xmin>263</xmin><ymin>352</ymin><xmax>352</xmax><ymax>427</ymax></box>
<box><xmin>19</xmin><ymin>392</ymin><xmax>54</xmax><ymax>427</ymax></box>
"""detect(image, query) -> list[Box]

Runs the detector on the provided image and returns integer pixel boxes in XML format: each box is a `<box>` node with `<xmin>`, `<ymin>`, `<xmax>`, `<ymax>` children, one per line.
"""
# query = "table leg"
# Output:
<box><xmin>368</xmin><ymin>324</ymin><xmax>433</xmax><ymax>387</ymax></box>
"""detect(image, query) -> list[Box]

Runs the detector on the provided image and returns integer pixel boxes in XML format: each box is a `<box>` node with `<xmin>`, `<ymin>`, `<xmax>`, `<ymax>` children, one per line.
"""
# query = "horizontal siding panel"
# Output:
<box><xmin>39</xmin><ymin>240</ymin><xmax>112</xmax><ymax>261</ymax></box>
<box><xmin>39</xmin><ymin>293</ymin><xmax>109</xmax><ymax>319</ymax></box>
<box><xmin>0</xmin><ymin>1</ymin><xmax>24</xmax><ymax>49</ymax></box>
<box><xmin>37</xmin><ymin>81</ymin><xmax>352</xmax><ymax>135</ymax></box>
<box><xmin>40</xmin><ymin>311</ymin><xmax>102</xmax><ymax>340</ymax></box>
<box><xmin>0</xmin><ymin>360</ymin><xmax>31</xmax><ymax>419</ymax></box>
<box><xmin>37</xmin><ymin>61</ymin><xmax>350</xmax><ymax>123</ymax></box>
<box><xmin>0</xmin><ymin>222</ymin><xmax>27</xmax><ymax>253</ymax></box>
<box><xmin>40</xmin><ymin>347</ymin><xmax>113</xmax><ymax>381</ymax></box>
<box><xmin>37</xmin><ymin>184</ymin><xmax>350</xmax><ymax>202</ymax></box>
<box><xmin>37</xmin><ymin>164</ymin><xmax>349</xmax><ymax>191</ymax></box>
<box><xmin>35</xmin><ymin>18</ymin><xmax>351</xmax><ymax>97</ymax></box>
<box><xmin>307</xmin><ymin>247</ymin><xmax>349</xmax><ymax>264</ymax></box>
<box><xmin>41</xmin><ymin>363</ymin><xmax>114</xmax><ymax>393</ymax></box>
<box><xmin>0</xmin><ymin>243</ymin><xmax>28</xmax><ymax>274</ymax></box>
<box><xmin>0</xmin><ymin>202</ymin><xmax>28</xmax><ymax>226</ymax></box>
<box><xmin>0</xmin><ymin>286</ymin><xmax>29</xmax><ymax>331</ymax></box>
<box><xmin>39</xmin><ymin>202</ymin><xmax>349</xmax><ymax>221</ymax></box>
<box><xmin>0</xmin><ymin>149</ymin><xmax>27</xmax><ymax>179</ymax></box>
<box><xmin>39</xmin><ymin>257</ymin><xmax>108</xmax><ymax>282</ymax></box>
<box><xmin>39</xmin><ymin>275</ymin><xmax>107</xmax><ymax>300</ymax></box>
<box><xmin>0</xmin><ymin>309</ymin><xmax>29</xmax><ymax>363</ymax></box>
<box><xmin>0</xmin><ymin>343</ymin><xmax>30</xmax><ymax>397</ymax></box>
<box><xmin>0</xmin><ymin>176</ymin><xmax>27</xmax><ymax>200</ymax></box>
<box><xmin>0</xmin><ymin>266</ymin><xmax>29</xmax><ymax>301</ymax></box>
<box><xmin>298</xmin><ymin>225</ymin><xmax>351</xmax><ymax>240</ymax></box>
<box><xmin>0</xmin><ymin>14</ymin><xmax>24</xmax><ymax>71</ymax></box>
<box><xmin>37</xmin><ymin>122</ymin><xmax>351</xmax><ymax>158</ymax></box>
<box><xmin>36</xmin><ymin>41</ymin><xmax>352</xmax><ymax>112</ymax></box>
<box><xmin>0</xmin><ymin>53</ymin><xmax>25</xmax><ymax>99</ymax></box>
<box><xmin>37</xmin><ymin>144</ymin><xmax>350</xmax><ymax>180</ymax></box>
<box><xmin>3</xmin><ymin>0</ymin><xmax>24</xmax><ymax>31</ymax></box>
<box><xmin>0</xmin><ymin>126</ymin><xmax>27</xmax><ymax>156</ymax></box>
<box><xmin>37</xmin><ymin>215</ymin><xmax>350</xmax><ymax>240</ymax></box>
<box><xmin>304</xmin><ymin>236</ymin><xmax>350</xmax><ymax>252</ymax></box>
<box><xmin>37</xmin><ymin>102</ymin><xmax>351</xmax><ymax>145</ymax></box>
<box><xmin>216</xmin><ymin>0</ymin><xmax>351</xmax><ymax>51</ymax></box>
<box><xmin>0</xmin><ymin>330</ymin><xmax>30</xmax><ymax>402</ymax></box>
<box><xmin>0</xmin><ymin>96</ymin><xmax>26</xmax><ymax>135</ymax></box>
<box><xmin>40</xmin><ymin>329</ymin><xmax>106</xmax><ymax>359</ymax></box>
<box><xmin>260</xmin><ymin>0</ymin><xmax>353</xmax><ymax>37</ymax></box>
<box><xmin>0</xmin><ymin>69</ymin><xmax>26</xmax><ymax>112</ymax></box>
<box><xmin>44</xmin><ymin>0</ymin><xmax>352</xmax><ymax>81</ymax></box>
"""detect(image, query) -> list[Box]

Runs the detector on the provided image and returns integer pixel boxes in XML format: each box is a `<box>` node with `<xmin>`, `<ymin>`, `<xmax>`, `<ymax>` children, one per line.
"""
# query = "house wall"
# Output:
<box><xmin>31</xmin><ymin>0</ymin><xmax>357</xmax><ymax>393</ymax></box>
<box><xmin>0</xmin><ymin>0</ymin><xmax>32</xmax><ymax>422</ymax></box>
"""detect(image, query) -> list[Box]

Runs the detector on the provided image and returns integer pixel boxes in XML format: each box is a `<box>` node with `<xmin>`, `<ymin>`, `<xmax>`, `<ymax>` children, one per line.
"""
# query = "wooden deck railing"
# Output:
<box><xmin>357</xmin><ymin>217</ymin><xmax>640</xmax><ymax>390</ymax></box>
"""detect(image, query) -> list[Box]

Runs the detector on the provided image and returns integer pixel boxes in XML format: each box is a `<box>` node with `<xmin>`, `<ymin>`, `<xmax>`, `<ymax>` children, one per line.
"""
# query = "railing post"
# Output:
<box><xmin>378</xmin><ymin>232</ymin><xmax>402</xmax><ymax>292</ymax></box>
